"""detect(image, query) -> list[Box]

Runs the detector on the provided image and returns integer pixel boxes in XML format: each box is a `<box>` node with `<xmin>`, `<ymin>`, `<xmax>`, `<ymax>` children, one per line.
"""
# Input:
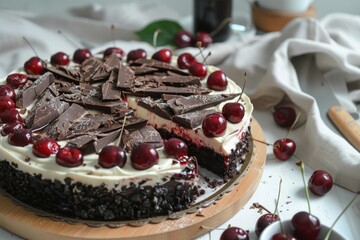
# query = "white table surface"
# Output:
<box><xmin>0</xmin><ymin>1</ymin><xmax>359</xmax><ymax>240</ymax></box>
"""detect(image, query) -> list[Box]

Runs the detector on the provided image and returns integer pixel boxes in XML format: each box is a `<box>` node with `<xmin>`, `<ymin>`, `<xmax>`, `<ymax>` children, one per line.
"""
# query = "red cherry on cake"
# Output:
<box><xmin>8</xmin><ymin>129</ymin><xmax>32</xmax><ymax>147</ymax></box>
<box><xmin>174</xmin><ymin>30</ymin><xmax>193</xmax><ymax>48</ymax></box>
<box><xmin>273</xmin><ymin>106</ymin><xmax>296</xmax><ymax>128</ymax></box>
<box><xmin>207</xmin><ymin>70</ymin><xmax>228</xmax><ymax>91</ymax></box>
<box><xmin>164</xmin><ymin>138</ymin><xmax>188</xmax><ymax>160</ymax></box>
<box><xmin>177</xmin><ymin>53</ymin><xmax>196</xmax><ymax>69</ymax></box>
<box><xmin>273</xmin><ymin>138</ymin><xmax>296</xmax><ymax>161</ymax></box>
<box><xmin>0</xmin><ymin>109</ymin><xmax>23</xmax><ymax>124</ymax></box>
<box><xmin>6</xmin><ymin>73</ymin><xmax>28</xmax><ymax>89</ymax></box>
<box><xmin>24</xmin><ymin>56</ymin><xmax>47</xmax><ymax>75</ymax></box>
<box><xmin>220</xmin><ymin>226</ymin><xmax>249</xmax><ymax>240</ymax></box>
<box><xmin>103</xmin><ymin>47</ymin><xmax>125</xmax><ymax>59</ymax></box>
<box><xmin>290</xmin><ymin>211</ymin><xmax>321</xmax><ymax>240</ymax></box>
<box><xmin>98</xmin><ymin>145</ymin><xmax>127</xmax><ymax>168</ymax></box>
<box><xmin>194</xmin><ymin>32</ymin><xmax>213</xmax><ymax>47</ymax></box>
<box><xmin>272</xmin><ymin>233</ymin><xmax>296</xmax><ymax>240</ymax></box>
<box><xmin>255</xmin><ymin>213</ymin><xmax>280</xmax><ymax>237</ymax></box>
<box><xmin>202</xmin><ymin>113</ymin><xmax>227</xmax><ymax>138</ymax></box>
<box><xmin>73</xmin><ymin>48</ymin><xmax>92</xmax><ymax>64</ymax></box>
<box><xmin>131</xmin><ymin>143</ymin><xmax>159</xmax><ymax>170</ymax></box>
<box><xmin>189</xmin><ymin>62</ymin><xmax>207</xmax><ymax>79</ymax></box>
<box><xmin>1</xmin><ymin>121</ymin><xmax>24</xmax><ymax>136</ymax></box>
<box><xmin>127</xmin><ymin>48</ymin><xmax>147</xmax><ymax>62</ymax></box>
<box><xmin>50</xmin><ymin>51</ymin><xmax>70</xmax><ymax>66</ymax></box>
<box><xmin>152</xmin><ymin>48</ymin><xmax>172</xmax><ymax>63</ymax></box>
<box><xmin>222</xmin><ymin>102</ymin><xmax>245</xmax><ymax>123</ymax></box>
<box><xmin>32</xmin><ymin>137</ymin><xmax>60</xmax><ymax>158</ymax></box>
<box><xmin>308</xmin><ymin>170</ymin><xmax>333</xmax><ymax>196</ymax></box>
<box><xmin>0</xmin><ymin>85</ymin><xmax>16</xmax><ymax>101</ymax></box>
<box><xmin>0</xmin><ymin>96</ymin><xmax>15</xmax><ymax>112</ymax></box>
<box><xmin>56</xmin><ymin>147</ymin><xmax>83</xmax><ymax>167</ymax></box>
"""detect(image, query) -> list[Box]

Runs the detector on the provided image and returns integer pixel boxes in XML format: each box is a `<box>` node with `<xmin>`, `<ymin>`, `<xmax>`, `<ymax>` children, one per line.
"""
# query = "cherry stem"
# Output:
<box><xmin>252</xmin><ymin>202</ymin><xmax>272</xmax><ymax>214</ymax></box>
<box><xmin>210</xmin><ymin>17</ymin><xmax>232</xmax><ymax>38</ymax></box>
<box><xmin>153</xmin><ymin>29</ymin><xmax>161</xmax><ymax>49</ymax></box>
<box><xmin>111</xmin><ymin>24</ymin><xmax>116</xmax><ymax>47</ymax></box>
<box><xmin>22</xmin><ymin>37</ymin><xmax>38</xmax><ymax>57</ymax></box>
<box><xmin>57</xmin><ymin>30</ymin><xmax>80</xmax><ymax>48</ymax></box>
<box><xmin>251</xmin><ymin>137</ymin><xmax>273</xmax><ymax>147</ymax></box>
<box><xmin>273</xmin><ymin>178</ymin><xmax>282</xmax><ymax>215</ymax></box>
<box><xmin>237</xmin><ymin>72</ymin><xmax>247</xmax><ymax>102</ymax></box>
<box><xmin>274</xmin><ymin>201</ymin><xmax>285</xmax><ymax>235</ymax></box>
<box><xmin>115</xmin><ymin>115</ymin><xmax>127</xmax><ymax>147</ymax></box>
<box><xmin>285</xmin><ymin>112</ymin><xmax>300</xmax><ymax>139</ymax></box>
<box><xmin>300</xmin><ymin>161</ymin><xmax>311</xmax><ymax>214</ymax></box>
<box><xmin>324</xmin><ymin>192</ymin><xmax>359</xmax><ymax>240</ymax></box>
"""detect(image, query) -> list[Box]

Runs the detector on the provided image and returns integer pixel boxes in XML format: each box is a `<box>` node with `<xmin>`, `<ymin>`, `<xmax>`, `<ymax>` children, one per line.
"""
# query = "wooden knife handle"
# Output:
<box><xmin>327</xmin><ymin>105</ymin><xmax>360</xmax><ymax>151</ymax></box>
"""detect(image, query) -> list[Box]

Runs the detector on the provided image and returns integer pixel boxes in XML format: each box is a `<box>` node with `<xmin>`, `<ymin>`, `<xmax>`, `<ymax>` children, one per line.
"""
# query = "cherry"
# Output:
<box><xmin>56</xmin><ymin>147</ymin><xmax>83</xmax><ymax>167</ymax></box>
<box><xmin>164</xmin><ymin>138</ymin><xmax>188</xmax><ymax>160</ymax></box>
<box><xmin>255</xmin><ymin>213</ymin><xmax>280</xmax><ymax>237</ymax></box>
<box><xmin>6</xmin><ymin>73</ymin><xmax>28</xmax><ymax>89</ymax></box>
<box><xmin>126</xmin><ymin>48</ymin><xmax>147</xmax><ymax>62</ymax></box>
<box><xmin>202</xmin><ymin>113</ymin><xmax>227</xmax><ymax>138</ymax></box>
<box><xmin>98</xmin><ymin>145</ymin><xmax>127</xmax><ymax>168</ymax></box>
<box><xmin>130</xmin><ymin>143</ymin><xmax>159</xmax><ymax>170</ymax></box>
<box><xmin>0</xmin><ymin>109</ymin><xmax>23</xmax><ymax>124</ymax></box>
<box><xmin>188</xmin><ymin>61</ymin><xmax>207</xmax><ymax>80</ymax></box>
<box><xmin>273</xmin><ymin>106</ymin><xmax>296</xmax><ymax>128</ymax></box>
<box><xmin>152</xmin><ymin>48</ymin><xmax>172</xmax><ymax>63</ymax></box>
<box><xmin>193</xmin><ymin>32</ymin><xmax>213</xmax><ymax>47</ymax></box>
<box><xmin>0</xmin><ymin>96</ymin><xmax>15</xmax><ymax>112</ymax></box>
<box><xmin>50</xmin><ymin>51</ymin><xmax>70</xmax><ymax>66</ymax></box>
<box><xmin>24</xmin><ymin>56</ymin><xmax>47</xmax><ymax>75</ymax></box>
<box><xmin>290</xmin><ymin>211</ymin><xmax>320</xmax><ymax>240</ymax></box>
<box><xmin>32</xmin><ymin>137</ymin><xmax>60</xmax><ymax>158</ymax></box>
<box><xmin>308</xmin><ymin>170</ymin><xmax>333</xmax><ymax>196</ymax></box>
<box><xmin>73</xmin><ymin>48</ymin><xmax>92</xmax><ymax>64</ymax></box>
<box><xmin>273</xmin><ymin>138</ymin><xmax>296</xmax><ymax>161</ymax></box>
<box><xmin>222</xmin><ymin>102</ymin><xmax>245</xmax><ymax>123</ymax></box>
<box><xmin>1</xmin><ymin>121</ymin><xmax>24</xmax><ymax>136</ymax></box>
<box><xmin>272</xmin><ymin>233</ymin><xmax>296</xmax><ymax>240</ymax></box>
<box><xmin>103</xmin><ymin>47</ymin><xmax>125</xmax><ymax>59</ymax></box>
<box><xmin>174</xmin><ymin>30</ymin><xmax>193</xmax><ymax>48</ymax></box>
<box><xmin>8</xmin><ymin>129</ymin><xmax>32</xmax><ymax>147</ymax></box>
<box><xmin>207</xmin><ymin>70</ymin><xmax>228</xmax><ymax>91</ymax></box>
<box><xmin>220</xmin><ymin>227</ymin><xmax>249</xmax><ymax>240</ymax></box>
<box><xmin>177</xmin><ymin>53</ymin><xmax>196</xmax><ymax>69</ymax></box>
<box><xmin>0</xmin><ymin>85</ymin><xmax>16</xmax><ymax>100</ymax></box>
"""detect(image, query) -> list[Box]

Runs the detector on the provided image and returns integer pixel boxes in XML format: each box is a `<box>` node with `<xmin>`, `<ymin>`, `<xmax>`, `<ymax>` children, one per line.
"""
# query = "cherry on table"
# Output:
<box><xmin>290</xmin><ymin>211</ymin><xmax>320</xmax><ymax>240</ymax></box>
<box><xmin>273</xmin><ymin>106</ymin><xmax>296</xmax><ymax>128</ymax></box>
<box><xmin>308</xmin><ymin>170</ymin><xmax>333</xmax><ymax>196</ymax></box>
<box><xmin>177</xmin><ymin>53</ymin><xmax>196</xmax><ymax>69</ymax></box>
<box><xmin>73</xmin><ymin>48</ymin><xmax>92</xmax><ymax>64</ymax></box>
<box><xmin>202</xmin><ymin>113</ymin><xmax>227</xmax><ymax>138</ymax></box>
<box><xmin>8</xmin><ymin>128</ymin><xmax>33</xmax><ymax>147</ymax></box>
<box><xmin>0</xmin><ymin>96</ymin><xmax>15</xmax><ymax>112</ymax></box>
<box><xmin>0</xmin><ymin>85</ymin><xmax>16</xmax><ymax>100</ymax></box>
<box><xmin>50</xmin><ymin>51</ymin><xmax>70</xmax><ymax>66</ymax></box>
<box><xmin>56</xmin><ymin>147</ymin><xmax>84</xmax><ymax>167</ymax></box>
<box><xmin>0</xmin><ymin>109</ymin><xmax>23</xmax><ymax>124</ymax></box>
<box><xmin>33</xmin><ymin>137</ymin><xmax>60</xmax><ymax>158</ymax></box>
<box><xmin>273</xmin><ymin>138</ymin><xmax>296</xmax><ymax>161</ymax></box>
<box><xmin>6</xmin><ymin>73</ymin><xmax>28</xmax><ymax>89</ymax></box>
<box><xmin>207</xmin><ymin>70</ymin><xmax>228</xmax><ymax>91</ymax></box>
<box><xmin>1</xmin><ymin>121</ymin><xmax>24</xmax><ymax>136</ymax></box>
<box><xmin>126</xmin><ymin>48</ymin><xmax>147</xmax><ymax>62</ymax></box>
<box><xmin>98</xmin><ymin>145</ymin><xmax>127</xmax><ymax>168</ymax></box>
<box><xmin>131</xmin><ymin>143</ymin><xmax>159</xmax><ymax>170</ymax></box>
<box><xmin>188</xmin><ymin>61</ymin><xmax>207</xmax><ymax>79</ymax></box>
<box><xmin>152</xmin><ymin>48</ymin><xmax>172</xmax><ymax>63</ymax></box>
<box><xmin>193</xmin><ymin>32</ymin><xmax>213</xmax><ymax>47</ymax></box>
<box><xmin>220</xmin><ymin>226</ymin><xmax>249</xmax><ymax>240</ymax></box>
<box><xmin>103</xmin><ymin>47</ymin><xmax>125</xmax><ymax>59</ymax></box>
<box><xmin>272</xmin><ymin>232</ymin><xmax>296</xmax><ymax>240</ymax></box>
<box><xmin>255</xmin><ymin>213</ymin><xmax>279</xmax><ymax>237</ymax></box>
<box><xmin>222</xmin><ymin>102</ymin><xmax>245</xmax><ymax>123</ymax></box>
<box><xmin>164</xmin><ymin>138</ymin><xmax>188</xmax><ymax>160</ymax></box>
<box><xmin>24</xmin><ymin>56</ymin><xmax>47</xmax><ymax>75</ymax></box>
<box><xmin>174</xmin><ymin>30</ymin><xmax>193</xmax><ymax>48</ymax></box>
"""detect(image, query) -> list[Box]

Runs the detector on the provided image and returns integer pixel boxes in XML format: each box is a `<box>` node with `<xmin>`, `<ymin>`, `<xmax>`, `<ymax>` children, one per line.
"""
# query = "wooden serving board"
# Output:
<box><xmin>0</xmin><ymin>119</ymin><xmax>266</xmax><ymax>240</ymax></box>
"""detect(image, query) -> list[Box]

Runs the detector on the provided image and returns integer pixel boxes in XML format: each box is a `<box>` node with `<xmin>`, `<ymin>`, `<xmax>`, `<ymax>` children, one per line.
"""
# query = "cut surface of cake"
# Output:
<box><xmin>0</xmin><ymin>50</ymin><xmax>253</xmax><ymax>221</ymax></box>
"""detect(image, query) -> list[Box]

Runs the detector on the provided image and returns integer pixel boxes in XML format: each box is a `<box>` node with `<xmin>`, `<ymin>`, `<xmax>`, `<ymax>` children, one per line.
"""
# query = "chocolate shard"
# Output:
<box><xmin>16</xmin><ymin>72</ymin><xmax>55</xmax><ymax>108</ymax></box>
<box><xmin>94</xmin><ymin>130</ymin><xmax>120</xmax><ymax>153</ymax></box>
<box><xmin>173</xmin><ymin>109</ymin><xmax>216</xmax><ymax>128</ymax></box>
<box><xmin>67</xmin><ymin>134</ymin><xmax>97</xmax><ymax>153</ymax></box>
<box><xmin>98</xmin><ymin>115</ymin><xmax>147</xmax><ymax>133</ymax></box>
<box><xmin>137</xmin><ymin>97</ymin><xmax>173</xmax><ymax>120</ymax></box>
<box><xmin>132</xmin><ymin>86</ymin><xmax>211</xmax><ymax>98</ymax></box>
<box><xmin>81</xmin><ymin>96</ymin><xmax>128</xmax><ymax>114</ymax></box>
<box><xmin>101</xmin><ymin>80</ymin><xmax>122</xmax><ymax>100</ymax></box>
<box><xmin>132</xmin><ymin>58</ymin><xmax>189</xmax><ymax>76</ymax></box>
<box><xmin>46</xmin><ymin>66</ymin><xmax>80</xmax><ymax>82</ymax></box>
<box><xmin>60</xmin><ymin>114</ymin><xmax>101</xmax><ymax>140</ymax></box>
<box><xmin>167</xmin><ymin>94</ymin><xmax>239</xmax><ymax>115</ymax></box>
<box><xmin>122</xmin><ymin>125</ymin><xmax>163</xmax><ymax>151</ymax></box>
<box><xmin>81</xmin><ymin>57</ymin><xmax>103</xmax><ymax>82</ymax></box>
<box><xmin>150</xmin><ymin>75</ymin><xmax>201</xmax><ymax>87</ymax></box>
<box><xmin>131</xmin><ymin>66</ymin><xmax>158</xmax><ymax>75</ymax></box>
<box><xmin>116</xmin><ymin>62</ymin><xmax>135</xmax><ymax>88</ymax></box>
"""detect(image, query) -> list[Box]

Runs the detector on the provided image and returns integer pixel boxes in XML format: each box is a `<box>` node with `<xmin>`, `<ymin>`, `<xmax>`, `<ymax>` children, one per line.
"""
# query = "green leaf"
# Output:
<box><xmin>135</xmin><ymin>19</ymin><xmax>184</xmax><ymax>47</ymax></box>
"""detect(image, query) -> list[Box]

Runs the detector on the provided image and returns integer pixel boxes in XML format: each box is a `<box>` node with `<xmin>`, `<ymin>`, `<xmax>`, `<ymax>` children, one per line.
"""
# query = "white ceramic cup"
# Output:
<box><xmin>257</xmin><ymin>0</ymin><xmax>313</xmax><ymax>13</ymax></box>
<box><xmin>259</xmin><ymin>220</ymin><xmax>346</xmax><ymax>240</ymax></box>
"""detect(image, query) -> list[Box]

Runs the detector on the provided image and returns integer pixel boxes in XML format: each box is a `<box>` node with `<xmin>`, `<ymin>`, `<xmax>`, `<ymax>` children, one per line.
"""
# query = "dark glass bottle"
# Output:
<box><xmin>193</xmin><ymin>0</ymin><xmax>232</xmax><ymax>42</ymax></box>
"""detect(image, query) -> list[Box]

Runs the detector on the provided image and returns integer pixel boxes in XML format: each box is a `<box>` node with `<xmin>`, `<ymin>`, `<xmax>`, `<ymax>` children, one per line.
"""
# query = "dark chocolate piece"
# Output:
<box><xmin>173</xmin><ymin>109</ymin><xmax>216</xmax><ymax>128</ymax></box>
<box><xmin>137</xmin><ymin>97</ymin><xmax>173</xmax><ymax>120</ymax></box>
<box><xmin>122</xmin><ymin>125</ymin><xmax>163</xmax><ymax>151</ymax></box>
<box><xmin>46</xmin><ymin>66</ymin><xmax>80</xmax><ymax>82</ymax></box>
<box><xmin>101</xmin><ymin>80</ymin><xmax>122</xmax><ymax>100</ymax></box>
<box><xmin>97</xmin><ymin>115</ymin><xmax>147</xmax><ymax>133</ymax></box>
<box><xmin>94</xmin><ymin>130</ymin><xmax>120</xmax><ymax>153</ymax></box>
<box><xmin>167</xmin><ymin>94</ymin><xmax>239</xmax><ymax>115</ymax></box>
<box><xmin>131</xmin><ymin>66</ymin><xmax>158</xmax><ymax>75</ymax></box>
<box><xmin>81</xmin><ymin>57</ymin><xmax>103</xmax><ymax>82</ymax></box>
<box><xmin>132</xmin><ymin>86</ymin><xmax>211</xmax><ymax>98</ymax></box>
<box><xmin>151</xmin><ymin>75</ymin><xmax>201</xmax><ymax>87</ymax></box>
<box><xmin>67</xmin><ymin>134</ymin><xmax>96</xmax><ymax>150</ymax></box>
<box><xmin>133</xmin><ymin>58</ymin><xmax>189</xmax><ymax>76</ymax></box>
<box><xmin>116</xmin><ymin>62</ymin><xmax>135</xmax><ymax>88</ymax></box>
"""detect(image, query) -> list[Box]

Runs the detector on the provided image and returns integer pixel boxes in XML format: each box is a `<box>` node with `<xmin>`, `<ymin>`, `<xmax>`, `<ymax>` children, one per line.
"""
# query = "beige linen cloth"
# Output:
<box><xmin>0</xmin><ymin>3</ymin><xmax>359</xmax><ymax>191</ymax></box>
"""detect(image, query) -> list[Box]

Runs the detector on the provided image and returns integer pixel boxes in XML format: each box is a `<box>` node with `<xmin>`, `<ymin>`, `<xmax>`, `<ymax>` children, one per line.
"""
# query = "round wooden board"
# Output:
<box><xmin>0</xmin><ymin>118</ymin><xmax>266</xmax><ymax>240</ymax></box>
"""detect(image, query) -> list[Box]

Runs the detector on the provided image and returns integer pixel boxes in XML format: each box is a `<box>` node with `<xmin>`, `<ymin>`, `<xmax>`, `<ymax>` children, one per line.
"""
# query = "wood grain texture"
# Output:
<box><xmin>0</xmin><ymin>118</ymin><xmax>266</xmax><ymax>240</ymax></box>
